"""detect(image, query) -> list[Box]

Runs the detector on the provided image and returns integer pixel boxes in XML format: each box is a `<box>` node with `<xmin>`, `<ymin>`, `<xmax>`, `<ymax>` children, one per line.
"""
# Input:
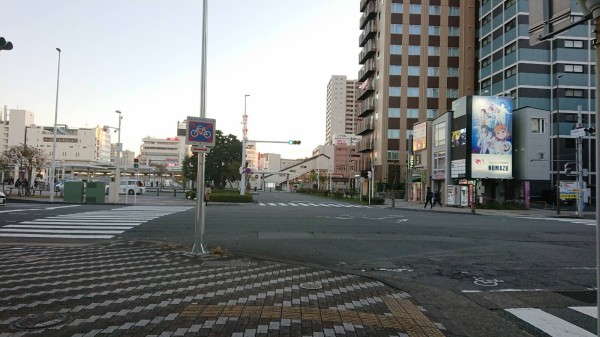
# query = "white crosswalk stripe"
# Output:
<box><xmin>520</xmin><ymin>217</ymin><xmax>597</xmax><ymax>226</ymax></box>
<box><xmin>505</xmin><ymin>306</ymin><xmax>597</xmax><ymax>336</ymax></box>
<box><xmin>258</xmin><ymin>202</ymin><xmax>370</xmax><ymax>208</ymax></box>
<box><xmin>0</xmin><ymin>206</ymin><xmax>192</xmax><ymax>239</ymax></box>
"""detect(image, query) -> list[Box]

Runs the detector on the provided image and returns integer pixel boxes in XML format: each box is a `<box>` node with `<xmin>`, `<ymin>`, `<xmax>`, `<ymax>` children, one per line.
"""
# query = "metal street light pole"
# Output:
<box><xmin>240</xmin><ymin>94</ymin><xmax>249</xmax><ymax>196</ymax></box>
<box><xmin>111</xmin><ymin>110</ymin><xmax>123</xmax><ymax>203</ymax></box>
<box><xmin>555</xmin><ymin>75</ymin><xmax>562</xmax><ymax>215</ymax></box>
<box><xmin>49</xmin><ymin>48</ymin><xmax>61</xmax><ymax>202</ymax></box>
<box><xmin>192</xmin><ymin>0</ymin><xmax>209</xmax><ymax>255</ymax></box>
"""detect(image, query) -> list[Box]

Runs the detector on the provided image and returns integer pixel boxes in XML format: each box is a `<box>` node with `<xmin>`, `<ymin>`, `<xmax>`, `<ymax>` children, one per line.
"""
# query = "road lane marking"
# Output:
<box><xmin>505</xmin><ymin>308</ymin><xmax>595</xmax><ymax>337</ymax></box>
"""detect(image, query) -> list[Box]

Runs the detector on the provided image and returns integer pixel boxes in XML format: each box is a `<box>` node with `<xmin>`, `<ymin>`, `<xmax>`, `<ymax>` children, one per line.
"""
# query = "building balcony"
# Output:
<box><xmin>357</xmin><ymin>135</ymin><xmax>374</xmax><ymax>153</ymax></box>
<box><xmin>359</xmin><ymin>20</ymin><xmax>377</xmax><ymax>47</ymax></box>
<box><xmin>359</xmin><ymin>40</ymin><xmax>376</xmax><ymax>64</ymax></box>
<box><xmin>359</xmin><ymin>1</ymin><xmax>377</xmax><ymax>29</ymax></box>
<box><xmin>358</xmin><ymin>59</ymin><xmax>375</xmax><ymax>82</ymax></box>
<box><xmin>357</xmin><ymin>79</ymin><xmax>375</xmax><ymax>100</ymax></box>
<box><xmin>356</xmin><ymin>116</ymin><xmax>374</xmax><ymax>135</ymax></box>
<box><xmin>357</xmin><ymin>97</ymin><xmax>375</xmax><ymax>117</ymax></box>
<box><xmin>360</xmin><ymin>0</ymin><xmax>372</xmax><ymax>12</ymax></box>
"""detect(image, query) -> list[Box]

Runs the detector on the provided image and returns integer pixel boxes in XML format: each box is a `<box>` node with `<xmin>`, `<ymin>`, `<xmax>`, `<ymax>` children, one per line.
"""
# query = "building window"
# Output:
<box><xmin>565</xmin><ymin>64</ymin><xmax>584</xmax><ymax>73</ymax></box>
<box><xmin>505</xmin><ymin>42</ymin><xmax>517</xmax><ymax>55</ymax></box>
<box><xmin>427</xmin><ymin>109</ymin><xmax>438</xmax><ymax>119</ymax></box>
<box><xmin>429</xmin><ymin>5</ymin><xmax>441</xmax><ymax>15</ymax></box>
<box><xmin>481</xmin><ymin>56</ymin><xmax>491</xmax><ymax>68</ymax></box>
<box><xmin>391</xmin><ymin>24</ymin><xmax>403</xmax><ymax>34</ymax></box>
<box><xmin>566</xmin><ymin>89</ymin><xmax>584</xmax><ymax>97</ymax></box>
<box><xmin>407</xmin><ymin>87</ymin><xmax>419</xmax><ymax>97</ymax></box>
<box><xmin>388</xmin><ymin>150</ymin><xmax>400</xmax><ymax>160</ymax></box>
<box><xmin>408</xmin><ymin>45</ymin><xmax>420</xmax><ymax>55</ymax></box>
<box><xmin>505</xmin><ymin>66</ymin><xmax>517</xmax><ymax>78</ymax></box>
<box><xmin>389</xmin><ymin>87</ymin><xmax>401</xmax><ymax>96</ymax></box>
<box><xmin>391</xmin><ymin>3</ymin><xmax>403</xmax><ymax>13</ymax></box>
<box><xmin>448</xmin><ymin>27</ymin><xmax>460</xmax><ymax>36</ymax></box>
<box><xmin>427</xmin><ymin>67</ymin><xmax>439</xmax><ymax>76</ymax></box>
<box><xmin>409</xmin><ymin>25</ymin><xmax>421</xmax><ymax>34</ymax></box>
<box><xmin>481</xmin><ymin>78</ymin><xmax>491</xmax><ymax>89</ymax></box>
<box><xmin>447</xmin><ymin>88</ymin><xmax>458</xmax><ymax>98</ymax></box>
<box><xmin>428</xmin><ymin>46</ymin><xmax>440</xmax><ymax>56</ymax></box>
<box><xmin>505</xmin><ymin>18</ymin><xmax>516</xmax><ymax>32</ymax></box>
<box><xmin>434</xmin><ymin>151</ymin><xmax>446</xmax><ymax>176</ymax></box>
<box><xmin>449</xmin><ymin>6</ymin><xmax>460</xmax><ymax>16</ymax></box>
<box><xmin>389</xmin><ymin>108</ymin><xmax>401</xmax><ymax>117</ymax></box>
<box><xmin>427</xmin><ymin>88</ymin><xmax>439</xmax><ymax>97</ymax></box>
<box><xmin>428</xmin><ymin>26</ymin><xmax>440</xmax><ymax>35</ymax></box>
<box><xmin>406</xmin><ymin>130</ymin><xmax>414</xmax><ymax>139</ymax></box>
<box><xmin>505</xmin><ymin>0</ymin><xmax>516</xmax><ymax>9</ymax></box>
<box><xmin>565</xmin><ymin>40</ymin><xmax>584</xmax><ymax>48</ymax></box>
<box><xmin>407</xmin><ymin>66</ymin><xmax>420</xmax><ymax>76</ymax></box>
<box><xmin>388</xmin><ymin>129</ymin><xmax>400</xmax><ymax>139</ymax></box>
<box><xmin>482</xmin><ymin>14</ymin><xmax>491</xmax><ymax>25</ymax></box>
<box><xmin>482</xmin><ymin>35</ymin><xmax>492</xmax><ymax>46</ymax></box>
<box><xmin>390</xmin><ymin>44</ymin><xmax>402</xmax><ymax>55</ymax></box>
<box><xmin>390</xmin><ymin>65</ymin><xmax>401</xmax><ymax>75</ymax></box>
<box><xmin>407</xmin><ymin>109</ymin><xmax>419</xmax><ymax>118</ymax></box>
<box><xmin>409</xmin><ymin>4</ymin><xmax>421</xmax><ymax>14</ymax></box>
<box><xmin>531</xmin><ymin>118</ymin><xmax>545</xmax><ymax>134</ymax></box>
<box><xmin>448</xmin><ymin>67</ymin><xmax>459</xmax><ymax>77</ymax></box>
<box><xmin>434</xmin><ymin>122</ymin><xmax>446</xmax><ymax>146</ymax></box>
<box><xmin>448</xmin><ymin>47</ymin><xmax>459</xmax><ymax>57</ymax></box>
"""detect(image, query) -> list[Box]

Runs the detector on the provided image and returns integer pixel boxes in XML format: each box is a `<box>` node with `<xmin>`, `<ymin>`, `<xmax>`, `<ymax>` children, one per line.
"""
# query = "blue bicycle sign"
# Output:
<box><xmin>186</xmin><ymin>117</ymin><xmax>216</xmax><ymax>146</ymax></box>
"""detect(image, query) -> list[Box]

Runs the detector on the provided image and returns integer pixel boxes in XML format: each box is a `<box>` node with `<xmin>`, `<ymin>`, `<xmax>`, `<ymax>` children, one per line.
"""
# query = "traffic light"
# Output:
<box><xmin>133</xmin><ymin>158</ymin><xmax>139</xmax><ymax>169</ymax></box>
<box><xmin>288</xmin><ymin>140</ymin><xmax>301</xmax><ymax>145</ymax></box>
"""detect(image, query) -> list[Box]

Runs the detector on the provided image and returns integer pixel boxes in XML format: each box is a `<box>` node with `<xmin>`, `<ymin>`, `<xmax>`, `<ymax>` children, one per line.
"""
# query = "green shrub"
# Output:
<box><xmin>186</xmin><ymin>190</ymin><xmax>196</xmax><ymax>200</ymax></box>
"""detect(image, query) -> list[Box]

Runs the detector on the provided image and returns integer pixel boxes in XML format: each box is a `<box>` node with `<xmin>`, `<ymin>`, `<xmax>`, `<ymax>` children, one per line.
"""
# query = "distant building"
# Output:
<box><xmin>325</xmin><ymin>75</ymin><xmax>360</xmax><ymax>145</ymax></box>
<box><xmin>139</xmin><ymin>136</ymin><xmax>188</xmax><ymax>169</ymax></box>
<box><xmin>0</xmin><ymin>108</ymin><xmax>34</xmax><ymax>153</ymax></box>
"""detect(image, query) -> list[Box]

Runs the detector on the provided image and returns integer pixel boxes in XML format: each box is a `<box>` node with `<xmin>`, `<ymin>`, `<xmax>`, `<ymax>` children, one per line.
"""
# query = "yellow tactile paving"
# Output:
<box><xmin>178</xmin><ymin>297</ymin><xmax>446</xmax><ymax>337</ymax></box>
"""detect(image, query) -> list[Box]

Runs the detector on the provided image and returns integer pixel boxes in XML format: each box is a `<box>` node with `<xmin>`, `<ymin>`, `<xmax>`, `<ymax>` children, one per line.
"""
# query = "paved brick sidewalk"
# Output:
<box><xmin>0</xmin><ymin>241</ymin><xmax>447</xmax><ymax>337</ymax></box>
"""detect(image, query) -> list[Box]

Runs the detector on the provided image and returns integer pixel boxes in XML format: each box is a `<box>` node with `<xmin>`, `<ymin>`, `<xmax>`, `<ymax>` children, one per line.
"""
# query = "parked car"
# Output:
<box><xmin>0</xmin><ymin>191</ymin><xmax>6</xmax><ymax>206</ymax></box>
<box><xmin>106</xmin><ymin>179</ymin><xmax>145</xmax><ymax>195</ymax></box>
<box><xmin>54</xmin><ymin>180</ymin><xmax>80</xmax><ymax>192</ymax></box>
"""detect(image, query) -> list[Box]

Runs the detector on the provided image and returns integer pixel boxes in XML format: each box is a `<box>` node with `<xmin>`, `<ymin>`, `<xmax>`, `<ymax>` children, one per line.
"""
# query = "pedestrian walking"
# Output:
<box><xmin>204</xmin><ymin>183</ymin><xmax>212</xmax><ymax>206</ymax></box>
<box><xmin>434</xmin><ymin>190</ymin><xmax>443</xmax><ymax>207</ymax></box>
<box><xmin>424</xmin><ymin>187</ymin><xmax>434</xmax><ymax>209</ymax></box>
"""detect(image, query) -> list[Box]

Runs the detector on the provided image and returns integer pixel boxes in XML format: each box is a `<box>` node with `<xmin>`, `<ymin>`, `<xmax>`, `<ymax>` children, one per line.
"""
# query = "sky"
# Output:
<box><xmin>1</xmin><ymin>0</ymin><xmax>361</xmax><ymax>158</ymax></box>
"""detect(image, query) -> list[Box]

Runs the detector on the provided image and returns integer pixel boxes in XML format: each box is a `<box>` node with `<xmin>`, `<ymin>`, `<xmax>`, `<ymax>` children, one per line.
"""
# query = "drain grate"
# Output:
<box><xmin>556</xmin><ymin>290</ymin><xmax>597</xmax><ymax>304</ymax></box>
<box><xmin>12</xmin><ymin>314</ymin><xmax>71</xmax><ymax>330</ymax></box>
<box><xmin>201</xmin><ymin>260</ymin><xmax>250</xmax><ymax>267</ymax></box>
<box><xmin>299</xmin><ymin>282</ymin><xmax>323</xmax><ymax>290</ymax></box>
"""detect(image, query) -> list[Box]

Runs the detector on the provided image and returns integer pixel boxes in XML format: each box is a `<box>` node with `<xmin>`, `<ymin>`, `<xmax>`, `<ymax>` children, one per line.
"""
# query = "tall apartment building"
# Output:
<box><xmin>325</xmin><ymin>75</ymin><xmax>360</xmax><ymax>145</ymax></box>
<box><xmin>0</xmin><ymin>108</ymin><xmax>34</xmax><ymax>153</ymax></box>
<box><xmin>357</xmin><ymin>0</ymin><xmax>476</xmax><ymax>186</ymax></box>
<box><xmin>477</xmin><ymin>0</ymin><xmax>596</xmax><ymax>196</ymax></box>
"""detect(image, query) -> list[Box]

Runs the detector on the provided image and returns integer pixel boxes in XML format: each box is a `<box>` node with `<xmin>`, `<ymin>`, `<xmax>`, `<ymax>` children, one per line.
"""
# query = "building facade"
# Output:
<box><xmin>477</xmin><ymin>0</ymin><xmax>597</xmax><ymax>202</ymax></box>
<box><xmin>0</xmin><ymin>108</ymin><xmax>34</xmax><ymax>154</ymax></box>
<box><xmin>357</xmin><ymin>0</ymin><xmax>476</xmax><ymax>191</ymax></box>
<box><xmin>325</xmin><ymin>75</ymin><xmax>360</xmax><ymax>145</ymax></box>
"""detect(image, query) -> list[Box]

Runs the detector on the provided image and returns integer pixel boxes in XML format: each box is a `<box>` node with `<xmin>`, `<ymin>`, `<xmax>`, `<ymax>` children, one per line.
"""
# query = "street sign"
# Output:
<box><xmin>191</xmin><ymin>146</ymin><xmax>211</xmax><ymax>153</ymax></box>
<box><xmin>571</xmin><ymin>128</ymin><xmax>586</xmax><ymax>137</ymax></box>
<box><xmin>186</xmin><ymin>116</ymin><xmax>216</xmax><ymax>146</ymax></box>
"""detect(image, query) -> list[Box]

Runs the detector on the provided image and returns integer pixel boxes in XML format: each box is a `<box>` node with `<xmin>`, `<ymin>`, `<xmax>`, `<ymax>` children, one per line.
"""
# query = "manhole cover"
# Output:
<box><xmin>12</xmin><ymin>313</ymin><xmax>71</xmax><ymax>330</ymax></box>
<box><xmin>299</xmin><ymin>282</ymin><xmax>323</xmax><ymax>290</ymax></box>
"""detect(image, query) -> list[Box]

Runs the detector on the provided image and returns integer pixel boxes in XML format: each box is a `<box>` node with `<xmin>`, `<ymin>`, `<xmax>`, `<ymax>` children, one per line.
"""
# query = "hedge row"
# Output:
<box><xmin>185</xmin><ymin>190</ymin><xmax>253</xmax><ymax>203</ymax></box>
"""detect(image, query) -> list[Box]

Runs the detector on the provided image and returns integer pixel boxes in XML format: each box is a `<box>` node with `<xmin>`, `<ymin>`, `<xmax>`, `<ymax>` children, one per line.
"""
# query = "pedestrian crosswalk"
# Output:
<box><xmin>258</xmin><ymin>202</ymin><xmax>371</xmax><ymax>208</ymax></box>
<box><xmin>520</xmin><ymin>217</ymin><xmax>597</xmax><ymax>226</ymax></box>
<box><xmin>0</xmin><ymin>206</ymin><xmax>192</xmax><ymax>239</ymax></box>
<box><xmin>506</xmin><ymin>306</ymin><xmax>597</xmax><ymax>336</ymax></box>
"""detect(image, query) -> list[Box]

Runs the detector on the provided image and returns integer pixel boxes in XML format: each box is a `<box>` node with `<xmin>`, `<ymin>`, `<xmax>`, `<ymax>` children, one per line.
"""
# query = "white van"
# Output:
<box><xmin>105</xmin><ymin>179</ymin><xmax>146</xmax><ymax>195</ymax></box>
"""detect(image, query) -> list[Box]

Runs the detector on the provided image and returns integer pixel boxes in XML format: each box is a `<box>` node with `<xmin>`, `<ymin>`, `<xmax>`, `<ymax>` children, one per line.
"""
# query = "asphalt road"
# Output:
<box><xmin>2</xmin><ymin>191</ymin><xmax>597</xmax><ymax>336</ymax></box>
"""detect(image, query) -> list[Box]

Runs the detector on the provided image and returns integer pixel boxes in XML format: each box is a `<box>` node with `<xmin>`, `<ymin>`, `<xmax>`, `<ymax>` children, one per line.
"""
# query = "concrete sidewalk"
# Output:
<box><xmin>0</xmin><ymin>240</ymin><xmax>448</xmax><ymax>337</ymax></box>
<box><xmin>383</xmin><ymin>198</ymin><xmax>597</xmax><ymax>220</ymax></box>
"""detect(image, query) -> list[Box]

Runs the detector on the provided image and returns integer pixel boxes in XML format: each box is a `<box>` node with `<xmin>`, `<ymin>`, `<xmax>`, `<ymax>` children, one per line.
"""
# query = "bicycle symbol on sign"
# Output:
<box><xmin>190</xmin><ymin>124</ymin><xmax>212</xmax><ymax>138</ymax></box>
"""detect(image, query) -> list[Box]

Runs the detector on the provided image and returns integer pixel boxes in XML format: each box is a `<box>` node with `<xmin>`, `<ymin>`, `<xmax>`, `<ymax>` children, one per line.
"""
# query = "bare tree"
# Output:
<box><xmin>5</xmin><ymin>144</ymin><xmax>49</xmax><ymax>193</ymax></box>
<box><xmin>0</xmin><ymin>152</ymin><xmax>10</xmax><ymax>193</ymax></box>
<box><xmin>151</xmin><ymin>163</ymin><xmax>167</xmax><ymax>189</ymax></box>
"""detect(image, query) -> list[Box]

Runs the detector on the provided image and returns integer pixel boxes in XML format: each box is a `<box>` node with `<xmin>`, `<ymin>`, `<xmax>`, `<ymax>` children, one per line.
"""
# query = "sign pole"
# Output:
<box><xmin>192</xmin><ymin>0</ymin><xmax>208</xmax><ymax>255</ymax></box>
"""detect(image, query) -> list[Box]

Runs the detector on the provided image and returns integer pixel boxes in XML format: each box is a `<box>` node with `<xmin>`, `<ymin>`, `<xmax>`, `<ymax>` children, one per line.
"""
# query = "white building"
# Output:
<box><xmin>0</xmin><ymin>108</ymin><xmax>34</xmax><ymax>154</ymax></box>
<box><xmin>139</xmin><ymin>136</ymin><xmax>188</xmax><ymax>168</ymax></box>
<box><xmin>26</xmin><ymin>125</ymin><xmax>112</xmax><ymax>164</ymax></box>
<box><xmin>325</xmin><ymin>75</ymin><xmax>360</xmax><ymax>145</ymax></box>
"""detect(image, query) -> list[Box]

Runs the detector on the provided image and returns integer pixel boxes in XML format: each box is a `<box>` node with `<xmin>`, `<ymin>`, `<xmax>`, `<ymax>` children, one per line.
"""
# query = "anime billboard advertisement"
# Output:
<box><xmin>471</xmin><ymin>96</ymin><xmax>513</xmax><ymax>179</ymax></box>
